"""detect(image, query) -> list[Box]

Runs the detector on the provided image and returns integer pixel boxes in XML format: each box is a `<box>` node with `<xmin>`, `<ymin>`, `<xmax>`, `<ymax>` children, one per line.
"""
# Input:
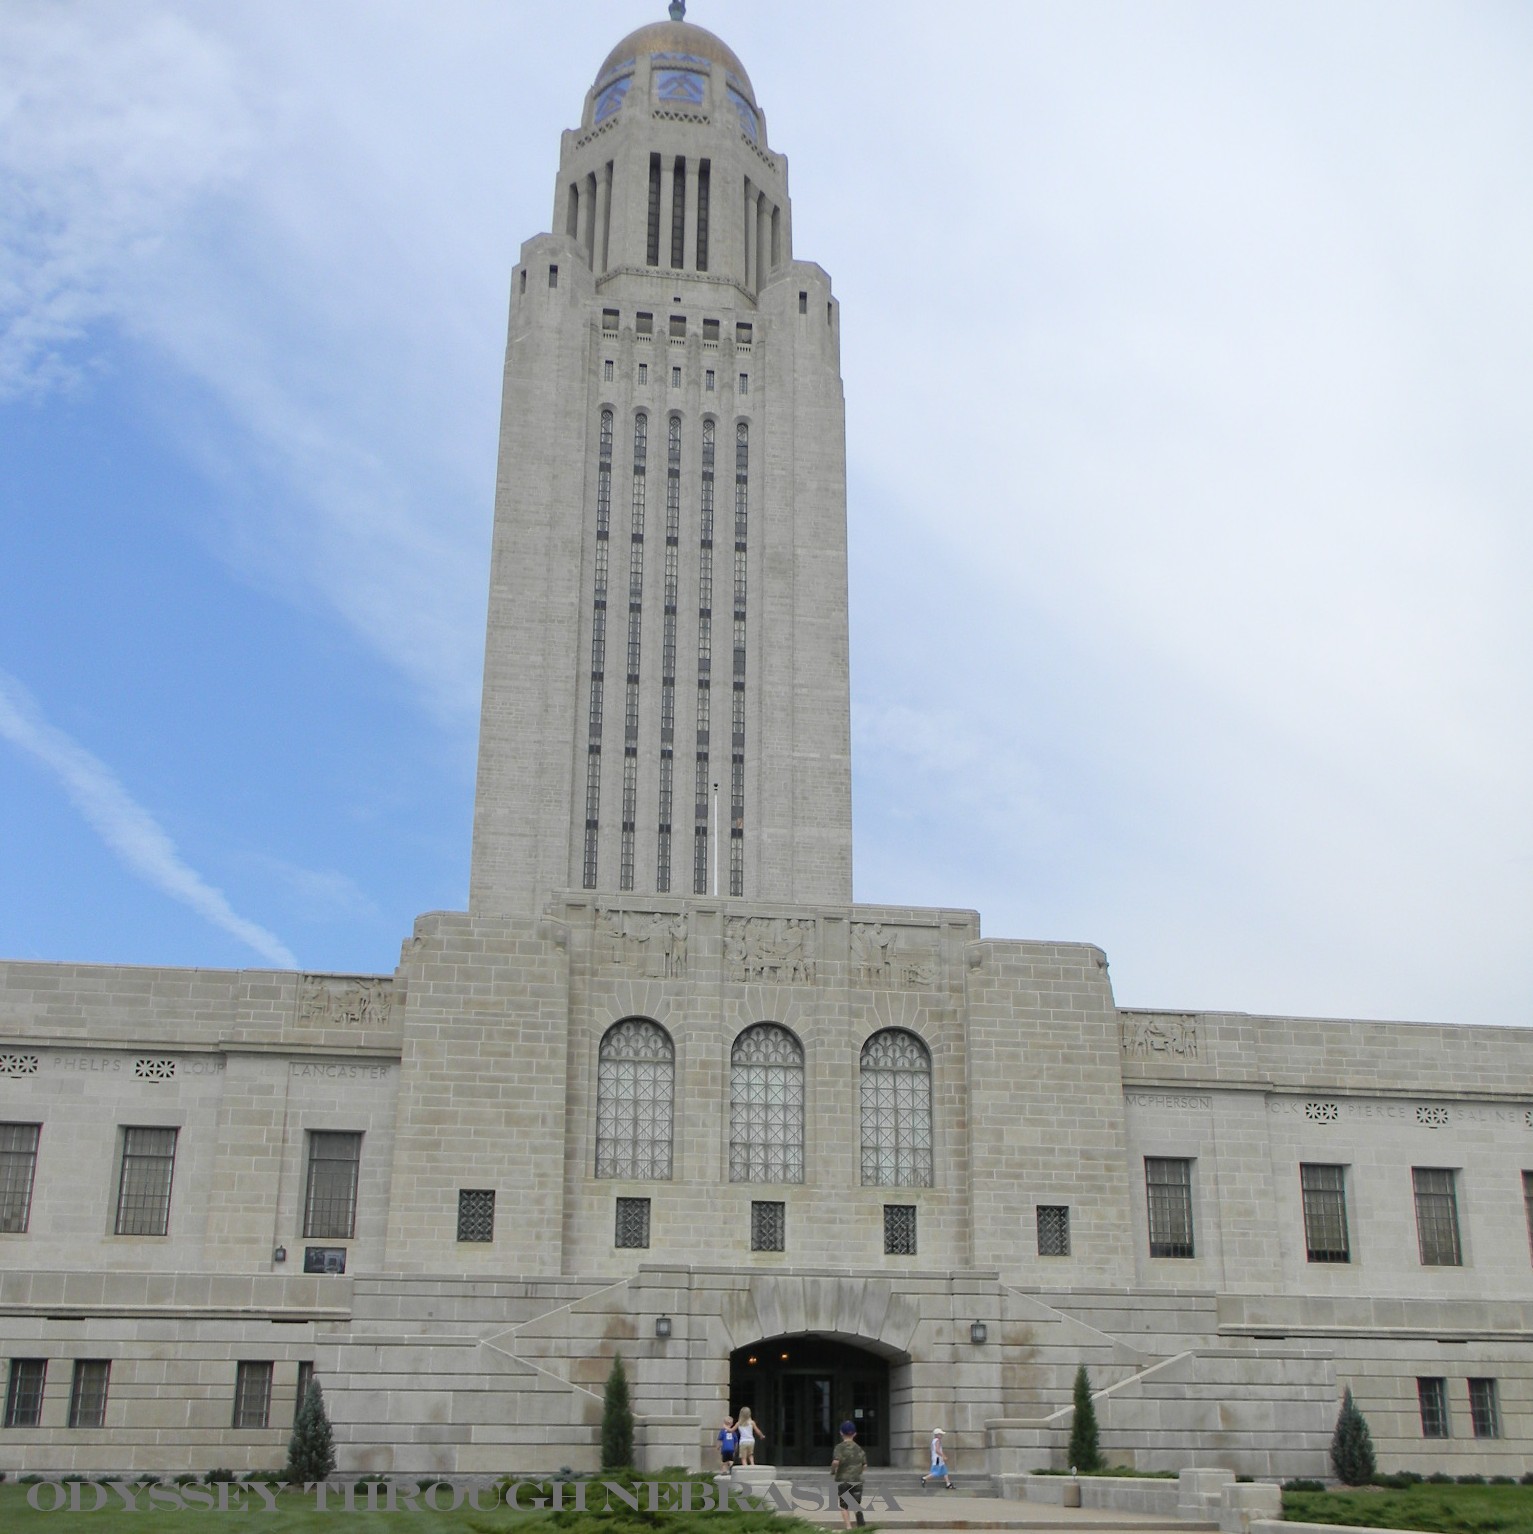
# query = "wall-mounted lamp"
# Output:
<box><xmin>654</xmin><ymin>1315</ymin><xmax>672</xmax><ymax>1339</ymax></box>
<box><xmin>273</xmin><ymin>1246</ymin><xmax>287</xmax><ymax>1264</ymax></box>
<box><xmin>970</xmin><ymin>1321</ymin><xmax>988</xmax><ymax>1345</ymax></box>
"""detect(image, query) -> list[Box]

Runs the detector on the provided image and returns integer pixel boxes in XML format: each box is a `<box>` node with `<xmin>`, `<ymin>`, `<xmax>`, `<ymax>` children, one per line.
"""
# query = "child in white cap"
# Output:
<box><xmin>921</xmin><ymin>1427</ymin><xmax>954</xmax><ymax>1489</ymax></box>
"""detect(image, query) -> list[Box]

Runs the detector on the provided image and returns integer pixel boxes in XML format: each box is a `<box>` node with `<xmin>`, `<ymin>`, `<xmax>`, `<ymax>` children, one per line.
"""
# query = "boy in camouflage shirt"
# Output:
<box><xmin>831</xmin><ymin>1421</ymin><xmax>868</xmax><ymax>1528</ymax></box>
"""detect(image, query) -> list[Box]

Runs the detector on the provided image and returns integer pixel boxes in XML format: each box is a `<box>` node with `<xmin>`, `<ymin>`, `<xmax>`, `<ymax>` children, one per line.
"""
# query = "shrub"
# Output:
<box><xmin>1066</xmin><ymin>1364</ymin><xmax>1103</xmax><ymax>1474</ymax></box>
<box><xmin>285</xmin><ymin>1377</ymin><xmax>337</xmax><ymax>1484</ymax></box>
<box><xmin>1522</xmin><ymin>1472</ymin><xmax>1533</xmax><ymax>1486</ymax></box>
<box><xmin>1455</xmin><ymin>1474</ymin><xmax>1487</xmax><ymax>1485</ymax></box>
<box><xmin>174</xmin><ymin>1474</ymin><xmax>198</xmax><ymax>1486</ymax></box>
<box><xmin>204</xmin><ymin>1468</ymin><xmax>236</xmax><ymax>1484</ymax></box>
<box><xmin>20</xmin><ymin>1474</ymin><xmax>43</xmax><ymax>1486</ymax></box>
<box><xmin>1283</xmin><ymin>1479</ymin><xmax>1326</xmax><ymax>1493</ymax></box>
<box><xmin>1491</xmin><ymin>1475</ymin><xmax>1515</xmax><ymax>1485</ymax></box>
<box><xmin>1329</xmin><ymin>1386</ymin><xmax>1376</xmax><ymax>1486</ymax></box>
<box><xmin>134</xmin><ymin>1474</ymin><xmax>161</xmax><ymax>1486</ymax></box>
<box><xmin>601</xmin><ymin>1354</ymin><xmax>635</xmax><ymax>1470</ymax></box>
<box><xmin>1426</xmin><ymin>1472</ymin><xmax>1454</xmax><ymax>1485</ymax></box>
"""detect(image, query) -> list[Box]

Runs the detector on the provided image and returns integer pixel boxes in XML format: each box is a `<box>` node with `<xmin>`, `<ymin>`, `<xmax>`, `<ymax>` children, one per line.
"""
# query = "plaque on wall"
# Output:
<box><xmin>303</xmin><ymin>1246</ymin><xmax>347</xmax><ymax>1275</ymax></box>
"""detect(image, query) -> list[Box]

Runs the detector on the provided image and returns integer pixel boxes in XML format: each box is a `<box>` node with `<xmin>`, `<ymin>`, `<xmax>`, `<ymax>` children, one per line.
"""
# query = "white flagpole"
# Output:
<box><xmin>711</xmin><ymin>781</ymin><xmax>720</xmax><ymax>897</ymax></box>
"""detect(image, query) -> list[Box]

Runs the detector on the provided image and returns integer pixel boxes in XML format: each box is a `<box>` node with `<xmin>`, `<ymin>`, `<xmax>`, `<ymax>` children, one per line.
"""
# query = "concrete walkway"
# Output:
<box><xmin>786</xmin><ymin>1486</ymin><xmax>1212</xmax><ymax>1531</ymax></box>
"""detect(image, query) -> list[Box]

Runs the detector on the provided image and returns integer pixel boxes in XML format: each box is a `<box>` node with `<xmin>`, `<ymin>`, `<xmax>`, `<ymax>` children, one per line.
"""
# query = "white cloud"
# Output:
<box><xmin>0</xmin><ymin>672</ymin><xmax>296</xmax><ymax>968</ymax></box>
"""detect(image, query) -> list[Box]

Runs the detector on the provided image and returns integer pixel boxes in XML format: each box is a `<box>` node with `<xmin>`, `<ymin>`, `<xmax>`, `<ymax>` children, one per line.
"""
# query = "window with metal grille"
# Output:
<box><xmin>730</xmin><ymin>1024</ymin><xmax>804</xmax><ymax>1183</ymax></box>
<box><xmin>728</xmin><ymin>421</ymin><xmax>748</xmax><ymax>897</ymax></box>
<box><xmin>638</xmin><ymin>362</ymin><xmax>648</xmax><ymax>385</ymax></box>
<box><xmin>615</xmin><ymin>1196</ymin><xmax>650</xmax><ymax>1249</ymax></box>
<box><xmin>1145</xmin><ymin>1157</ymin><xmax>1195</xmax><ymax>1258</ymax></box>
<box><xmin>751</xmin><ymin>1200</ymin><xmax>785</xmax><ymax>1252</ymax></box>
<box><xmin>695</xmin><ymin>159</ymin><xmax>710</xmax><ymax>270</ymax></box>
<box><xmin>68</xmin><ymin>1360</ymin><xmax>110</xmax><ymax>1428</ymax></box>
<box><xmin>457</xmin><ymin>1189</ymin><xmax>495</xmax><ymax>1242</ymax></box>
<box><xmin>233</xmin><ymin>1361</ymin><xmax>273</xmax><ymax>1429</ymax></box>
<box><xmin>115</xmin><ymin>1126</ymin><xmax>177</xmax><ymax>1236</ymax></box>
<box><xmin>1036</xmin><ymin>1205</ymin><xmax>1070</xmax><ymax>1256</ymax></box>
<box><xmin>705</xmin><ymin>369</ymin><xmax>715</xmax><ymax>391</ymax></box>
<box><xmin>670</xmin><ymin>156</ymin><xmax>686</xmax><ymax>268</ymax></box>
<box><xmin>646</xmin><ymin>154</ymin><xmax>661</xmax><ymax>266</ymax></box>
<box><xmin>1417</xmin><ymin>1376</ymin><xmax>1449</xmax><ymax>1438</ymax></box>
<box><xmin>1412</xmin><ymin>1167</ymin><xmax>1462</xmax><ymax>1265</ymax></box>
<box><xmin>294</xmin><ymin>1361</ymin><xmax>314</xmax><ymax>1427</ymax></box>
<box><xmin>1301</xmin><ymin>1163</ymin><xmax>1350</xmax><ymax>1263</ymax></box>
<box><xmin>671</xmin><ymin>366</ymin><xmax>681</xmax><ymax>388</ymax></box>
<box><xmin>883</xmin><ymin>1204</ymin><xmax>917</xmax><ymax>1255</ymax></box>
<box><xmin>859</xmin><ymin>1030</ymin><xmax>933</xmax><ymax>1187</ymax></box>
<box><xmin>596</xmin><ymin>1020</ymin><xmax>674</xmax><ymax>1179</ymax></box>
<box><xmin>4</xmin><ymin>1358</ymin><xmax>45</xmax><ymax>1427</ymax></box>
<box><xmin>1468</xmin><ymin>1378</ymin><xmax>1501</xmax><ymax>1438</ymax></box>
<box><xmin>302</xmin><ymin>1132</ymin><xmax>361</xmax><ymax>1240</ymax></box>
<box><xmin>604</xmin><ymin>358</ymin><xmax>614</xmax><ymax>380</ymax></box>
<box><xmin>738</xmin><ymin>373</ymin><xmax>749</xmax><ymax>394</ymax></box>
<box><xmin>1524</xmin><ymin>1171</ymin><xmax>1533</xmax><ymax>1264</ymax></box>
<box><xmin>0</xmin><ymin>1122</ymin><xmax>40</xmax><ymax>1233</ymax></box>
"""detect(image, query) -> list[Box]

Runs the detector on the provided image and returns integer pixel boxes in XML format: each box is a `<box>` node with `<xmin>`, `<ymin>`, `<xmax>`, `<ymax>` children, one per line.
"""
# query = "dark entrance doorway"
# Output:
<box><xmin>728</xmin><ymin>1336</ymin><xmax>891</xmax><ymax>1467</ymax></box>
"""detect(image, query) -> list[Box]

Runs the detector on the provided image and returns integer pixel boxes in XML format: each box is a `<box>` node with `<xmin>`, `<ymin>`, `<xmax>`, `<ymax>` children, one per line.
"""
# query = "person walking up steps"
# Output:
<box><xmin>735</xmin><ymin>1406</ymin><xmax>765</xmax><ymax>1465</ymax></box>
<box><xmin>920</xmin><ymin>1426</ymin><xmax>954</xmax><ymax>1489</ymax></box>
<box><xmin>718</xmin><ymin>1414</ymin><xmax>738</xmax><ymax>1469</ymax></box>
<box><xmin>831</xmin><ymin>1420</ymin><xmax>868</xmax><ymax>1528</ymax></box>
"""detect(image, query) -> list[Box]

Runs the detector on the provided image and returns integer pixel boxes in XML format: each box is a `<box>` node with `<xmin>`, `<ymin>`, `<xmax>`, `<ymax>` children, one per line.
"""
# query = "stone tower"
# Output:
<box><xmin>469</xmin><ymin>5</ymin><xmax>853</xmax><ymax>916</ymax></box>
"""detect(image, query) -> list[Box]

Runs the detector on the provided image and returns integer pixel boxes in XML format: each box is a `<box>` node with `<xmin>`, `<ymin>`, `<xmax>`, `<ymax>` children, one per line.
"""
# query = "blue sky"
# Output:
<box><xmin>2</xmin><ymin>1</ymin><xmax>1530</xmax><ymax>1027</ymax></box>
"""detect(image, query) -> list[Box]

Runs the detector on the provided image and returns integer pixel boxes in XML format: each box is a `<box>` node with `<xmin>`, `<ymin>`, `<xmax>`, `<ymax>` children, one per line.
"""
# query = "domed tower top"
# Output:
<box><xmin>596</xmin><ymin>2</ymin><xmax>755</xmax><ymax>107</ymax></box>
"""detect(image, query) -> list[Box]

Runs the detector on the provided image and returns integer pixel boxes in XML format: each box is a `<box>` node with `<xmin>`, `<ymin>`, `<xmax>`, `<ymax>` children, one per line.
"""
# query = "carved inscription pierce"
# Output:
<box><xmin>299</xmin><ymin>976</ymin><xmax>392</xmax><ymax>1029</ymax></box>
<box><xmin>725</xmin><ymin>916</ymin><xmax>815</xmax><ymax>984</ymax></box>
<box><xmin>850</xmin><ymin>923</ymin><xmax>940</xmax><ymax>988</ymax></box>
<box><xmin>597</xmin><ymin>908</ymin><xmax>688</xmax><ymax>978</ymax></box>
<box><xmin>1121</xmin><ymin>1015</ymin><xmax>1199</xmax><ymax>1061</ymax></box>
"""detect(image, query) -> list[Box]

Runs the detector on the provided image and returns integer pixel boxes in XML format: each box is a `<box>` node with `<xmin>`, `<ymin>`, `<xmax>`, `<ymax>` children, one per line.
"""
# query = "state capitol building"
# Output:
<box><xmin>1</xmin><ymin>5</ymin><xmax>1529</xmax><ymax>1481</ymax></box>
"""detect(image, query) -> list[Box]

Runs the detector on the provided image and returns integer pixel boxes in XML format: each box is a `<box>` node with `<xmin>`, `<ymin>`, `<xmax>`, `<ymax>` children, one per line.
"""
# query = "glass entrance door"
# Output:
<box><xmin>729</xmin><ymin>1336</ymin><xmax>892</xmax><ymax>1466</ymax></box>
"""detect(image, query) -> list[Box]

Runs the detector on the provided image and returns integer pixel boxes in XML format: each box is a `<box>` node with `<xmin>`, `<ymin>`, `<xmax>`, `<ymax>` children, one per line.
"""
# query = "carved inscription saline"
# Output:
<box><xmin>1121</xmin><ymin>1015</ymin><xmax>1199</xmax><ymax>1061</ymax></box>
<box><xmin>597</xmin><ymin>908</ymin><xmax>688</xmax><ymax>978</ymax></box>
<box><xmin>849</xmin><ymin>922</ymin><xmax>939</xmax><ymax>989</ymax></box>
<box><xmin>726</xmin><ymin>916</ymin><xmax>815</xmax><ymax>984</ymax></box>
<box><xmin>298</xmin><ymin>976</ymin><xmax>392</xmax><ymax>1029</ymax></box>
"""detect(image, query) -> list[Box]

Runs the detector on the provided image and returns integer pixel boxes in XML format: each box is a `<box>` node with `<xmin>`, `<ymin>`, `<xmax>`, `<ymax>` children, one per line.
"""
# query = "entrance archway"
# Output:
<box><xmin>728</xmin><ymin>1336</ymin><xmax>892</xmax><ymax>1467</ymax></box>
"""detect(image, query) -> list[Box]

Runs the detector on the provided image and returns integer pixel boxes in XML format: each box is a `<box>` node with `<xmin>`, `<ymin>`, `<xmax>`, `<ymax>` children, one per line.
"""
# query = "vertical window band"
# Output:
<box><xmin>584</xmin><ymin>408</ymin><xmax>615</xmax><ymax>888</ymax></box>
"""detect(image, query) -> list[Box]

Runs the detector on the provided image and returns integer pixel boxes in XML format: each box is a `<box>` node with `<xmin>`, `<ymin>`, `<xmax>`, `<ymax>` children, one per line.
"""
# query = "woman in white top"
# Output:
<box><xmin>735</xmin><ymin>1405</ymin><xmax>766</xmax><ymax>1465</ymax></box>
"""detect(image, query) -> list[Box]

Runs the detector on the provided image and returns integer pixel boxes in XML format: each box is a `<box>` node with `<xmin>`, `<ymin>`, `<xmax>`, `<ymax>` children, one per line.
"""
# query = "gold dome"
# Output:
<box><xmin>596</xmin><ymin>18</ymin><xmax>755</xmax><ymax>105</ymax></box>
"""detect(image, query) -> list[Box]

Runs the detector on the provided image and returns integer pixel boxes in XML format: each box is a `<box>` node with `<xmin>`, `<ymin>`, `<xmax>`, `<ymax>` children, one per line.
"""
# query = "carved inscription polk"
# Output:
<box><xmin>298</xmin><ymin>975</ymin><xmax>393</xmax><ymax>1029</ymax></box>
<box><xmin>1121</xmin><ymin>1014</ymin><xmax>1199</xmax><ymax>1061</ymax></box>
<box><xmin>850</xmin><ymin>923</ymin><xmax>940</xmax><ymax>988</ymax></box>
<box><xmin>725</xmin><ymin>916</ymin><xmax>815</xmax><ymax>983</ymax></box>
<box><xmin>597</xmin><ymin>907</ymin><xmax>688</xmax><ymax>978</ymax></box>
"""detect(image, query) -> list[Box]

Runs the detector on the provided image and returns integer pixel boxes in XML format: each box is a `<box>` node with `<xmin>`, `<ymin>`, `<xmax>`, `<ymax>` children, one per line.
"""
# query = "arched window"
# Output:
<box><xmin>859</xmin><ymin>1029</ymin><xmax>933</xmax><ymax>1187</ymax></box>
<box><xmin>729</xmin><ymin>1023</ymin><xmax>804</xmax><ymax>1183</ymax></box>
<box><xmin>596</xmin><ymin>1019</ymin><xmax>674</xmax><ymax>1179</ymax></box>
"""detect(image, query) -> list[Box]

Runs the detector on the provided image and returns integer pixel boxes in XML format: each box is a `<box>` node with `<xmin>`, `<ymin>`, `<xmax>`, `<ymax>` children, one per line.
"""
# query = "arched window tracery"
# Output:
<box><xmin>729</xmin><ymin>1023</ymin><xmax>803</xmax><ymax>1183</ymax></box>
<box><xmin>596</xmin><ymin>1018</ymin><xmax>674</xmax><ymax>1179</ymax></box>
<box><xmin>859</xmin><ymin>1029</ymin><xmax>933</xmax><ymax>1187</ymax></box>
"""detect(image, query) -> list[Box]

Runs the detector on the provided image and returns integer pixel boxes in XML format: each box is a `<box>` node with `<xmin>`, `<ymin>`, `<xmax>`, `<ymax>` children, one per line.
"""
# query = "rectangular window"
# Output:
<box><xmin>68</xmin><ymin>1360</ymin><xmax>110</xmax><ymax>1429</ymax></box>
<box><xmin>703</xmin><ymin>319</ymin><xmax>720</xmax><ymax>342</ymax></box>
<box><xmin>1468</xmin><ymin>1378</ymin><xmax>1501</xmax><ymax>1438</ymax></box>
<box><xmin>1412</xmin><ymin>1167</ymin><xmax>1462</xmax><ymax>1265</ymax></box>
<box><xmin>671</xmin><ymin>366</ymin><xmax>681</xmax><ymax>389</ymax></box>
<box><xmin>303</xmin><ymin>1131</ymin><xmax>361</xmax><ymax>1240</ymax></box>
<box><xmin>232</xmin><ymin>1361</ymin><xmax>273</xmax><ymax>1430</ymax></box>
<box><xmin>636</xmin><ymin>311</ymin><xmax>653</xmax><ymax>336</ymax></box>
<box><xmin>0</xmin><ymin>1122</ymin><xmax>40</xmax><ymax>1232</ymax></box>
<box><xmin>669</xmin><ymin>314</ymin><xmax>687</xmax><ymax>338</ymax></box>
<box><xmin>670</xmin><ymin>155</ymin><xmax>686</xmax><ymax>269</ymax></box>
<box><xmin>602</xmin><ymin>308</ymin><xmax>619</xmax><ymax>331</ymax></box>
<box><xmin>1301</xmin><ymin>1163</ymin><xmax>1351</xmax><ymax>1263</ymax></box>
<box><xmin>294</xmin><ymin>1361</ymin><xmax>314</xmax><ymax>1428</ymax></box>
<box><xmin>798</xmin><ymin>290</ymin><xmax>808</xmax><ymax>313</ymax></box>
<box><xmin>3</xmin><ymin>1359</ymin><xmax>45</xmax><ymax>1428</ymax></box>
<box><xmin>695</xmin><ymin>159</ymin><xmax>710</xmax><ymax>270</ymax></box>
<box><xmin>638</xmin><ymin>363</ymin><xmax>648</xmax><ymax>385</ymax></box>
<box><xmin>1417</xmin><ymin>1376</ymin><xmax>1449</xmax><ymax>1438</ymax></box>
<box><xmin>1146</xmin><ymin>1157</ymin><xmax>1195</xmax><ymax>1258</ymax></box>
<box><xmin>1036</xmin><ymin>1205</ymin><xmax>1070</xmax><ymax>1256</ymax></box>
<box><xmin>615</xmin><ymin>1196</ymin><xmax>650</xmax><ymax>1249</ymax></box>
<box><xmin>115</xmin><ymin>1126</ymin><xmax>177</xmax><ymax>1236</ymax></box>
<box><xmin>604</xmin><ymin>359</ymin><xmax>614</xmax><ymax>381</ymax></box>
<box><xmin>705</xmin><ymin>369</ymin><xmax>715</xmax><ymax>392</ymax></box>
<box><xmin>883</xmin><ymin>1204</ymin><xmax>917</xmax><ymax>1255</ymax></box>
<box><xmin>751</xmin><ymin>1200</ymin><xmax>785</xmax><ymax>1252</ymax></box>
<box><xmin>547</xmin><ymin>264</ymin><xmax>558</xmax><ymax>288</ymax></box>
<box><xmin>457</xmin><ymin>1188</ymin><xmax>495</xmax><ymax>1243</ymax></box>
<box><xmin>738</xmin><ymin>373</ymin><xmax>749</xmax><ymax>395</ymax></box>
<box><xmin>1523</xmin><ymin>1171</ymin><xmax>1533</xmax><ymax>1263</ymax></box>
<box><xmin>735</xmin><ymin>322</ymin><xmax>752</xmax><ymax>346</ymax></box>
<box><xmin>646</xmin><ymin>153</ymin><xmax>662</xmax><ymax>266</ymax></box>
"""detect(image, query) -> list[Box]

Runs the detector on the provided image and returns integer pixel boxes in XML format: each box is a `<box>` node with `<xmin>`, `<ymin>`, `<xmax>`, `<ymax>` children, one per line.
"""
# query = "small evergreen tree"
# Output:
<box><xmin>1067</xmin><ymin>1365</ymin><xmax>1103</xmax><ymax>1473</ymax></box>
<box><xmin>1330</xmin><ymin>1386</ymin><xmax>1375</xmax><ymax>1486</ymax></box>
<box><xmin>285</xmin><ymin>1377</ymin><xmax>336</xmax><ymax>1483</ymax></box>
<box><xmin>601</xmin><ymin>1353</ymin><xmax>634</xmax><ymax>1469</ymax></box>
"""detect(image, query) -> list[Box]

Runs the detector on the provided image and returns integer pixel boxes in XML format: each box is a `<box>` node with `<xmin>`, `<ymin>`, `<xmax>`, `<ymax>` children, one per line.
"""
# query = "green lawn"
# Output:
<box><xmin>1285</xmin><ymin>1484</ymin><xmax>1533</xmax><ymax>1534</ymax></box>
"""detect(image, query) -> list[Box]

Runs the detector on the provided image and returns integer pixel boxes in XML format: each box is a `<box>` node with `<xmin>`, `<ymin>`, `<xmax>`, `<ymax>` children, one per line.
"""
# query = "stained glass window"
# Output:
<box><xmin>596</xmin><ymin>1020</ymin><xmax>674</xmax><ymax>1180</ymax></box>
<box><xmin>730</xmin><ymin>1024</ymin><xmax>803</xmax><ymax>1183</ymax></box>
<box><xmin>859</xmin><ymin>1029</ymin><xmax>933</xmax><ymax>1187</ymax></box>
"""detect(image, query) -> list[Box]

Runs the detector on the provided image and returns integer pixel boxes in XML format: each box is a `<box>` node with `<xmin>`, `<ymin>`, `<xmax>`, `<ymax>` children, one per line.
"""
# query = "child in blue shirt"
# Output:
<box><xmin>718</xmin><ymin>1415</ymin><xmax>739</xmax><ymax>1467</ymax></box>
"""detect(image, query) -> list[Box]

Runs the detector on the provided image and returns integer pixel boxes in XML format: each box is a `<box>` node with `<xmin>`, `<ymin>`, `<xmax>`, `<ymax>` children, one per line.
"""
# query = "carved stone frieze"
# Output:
<box><xmin>298</xmin><ymin>975</ymin><xmax>393</xmax><ymax>1029</ymax></box>
<box><xmin>596</xmin><ymin>907</ymin><xmax>689</xmax><ymax>978</ymax></box>
<box><xmin>850</xmin><ymin>922</ymin><xmax>940</xmax><ymax>988</ymax></box>
<box><xmin>1121</xmin><ymin>1014</ymin><xmax>1199</xmax><ymax>1061</ymax></box>
<box><xmin>725</xmin><ymin>916</ymin><xmax>815</xmax><ymax>983</ymax></box>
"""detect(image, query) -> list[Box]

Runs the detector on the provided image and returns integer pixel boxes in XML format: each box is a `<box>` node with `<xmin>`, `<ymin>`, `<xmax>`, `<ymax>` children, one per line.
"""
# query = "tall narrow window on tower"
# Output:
<box><xmin>656</xmin><ymin>415</ymin><xmax>681</xmax><ymax>891</ymax></box>
<box><xmin>622</xmin><ymin>414</ymin><xmax>648</xmax><ymax>890</ymax></box>
<box><xmin>646</xmin><ymin>153</ymin><xmax>662</xmax><ymax>267</ymax></box>
<box><xmin>694</xmin><ymin>419</ymin><xmax>715</xmax><ymax>893</ymax></box>
<box><xmin>583</xmin><ymin>409</ymin><xmax>615</xmax><ymax>888</ymax></box>
<box><xmin>730</xmin><ymin>421</ymin><xmax>749</xmax><ymax>896</ymax></box>
<box><xmin>670</xmin><ymin>156</ymin><xmax>686</xmax><ymax>269</ymax></box>
<box><xmin>695</xmin><ymin>159</ymin><xmax>710</xmax><ymax>271</ymax></box>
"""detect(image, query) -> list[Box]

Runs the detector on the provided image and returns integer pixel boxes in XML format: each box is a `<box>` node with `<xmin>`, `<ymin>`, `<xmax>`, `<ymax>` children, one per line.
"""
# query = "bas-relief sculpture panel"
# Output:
<box><xmin>850</xmin><ymin>922</ymin><xmax>939</xmax><ymax>989</ymax></box>
<box><xmin>298</xmin><ymin>975</ymin><xmax>394</xmax><ymax>1029</ymax></box>
<box><xmin>597</xmin><ymin>907</ymin><xmax>689</xmax><ymax>978</ymax></box>
<box><xmin>1121</xmin><ymin>1014</ymin><xmax>1199</xmax><ymax>1061</ymax></box>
